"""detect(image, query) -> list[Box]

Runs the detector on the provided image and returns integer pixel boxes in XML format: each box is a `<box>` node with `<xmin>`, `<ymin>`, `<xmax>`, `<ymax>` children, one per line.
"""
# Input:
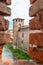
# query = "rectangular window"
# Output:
<box><xmin>21</xmin><ymin>40</ymin><xmax>23</xmax><ymax>43</ymax></box>
<box><xmin>22</xmin><ymin>33</ymin><xmax>24</xmax><ymax>37</ymax></box>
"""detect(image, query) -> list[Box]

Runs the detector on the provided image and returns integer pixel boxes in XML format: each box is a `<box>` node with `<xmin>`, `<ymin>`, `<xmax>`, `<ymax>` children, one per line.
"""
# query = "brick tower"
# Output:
<box><xmin>29</xmin><ymin>0</ymin><xmax>43</xmax><ymax>63</ymax></box>
<box><xmin>0</xmin><ymin>0</ymin><xmax>11</xmax><ymax>59</ymax></box>
<box><xmin>13</xmin><ymin>18</ymin><xmax>24</xmax><ymax>45</ymax></box>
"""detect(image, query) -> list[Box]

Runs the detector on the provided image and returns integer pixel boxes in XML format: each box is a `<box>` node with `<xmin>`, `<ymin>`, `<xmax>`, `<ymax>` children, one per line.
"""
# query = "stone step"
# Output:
<box><xmin>29</xmin><ymin>0</ymin><xmax>43</xmax><ymax>17</ymax></box>
<box><xmin>0</xmin><ymin>0</ymin><xmax>11</xmax><ymax>5</ymax></box>
<box><xmin>0</xmin><ymin>2</ymin><xmax>11</xmax><ymax>16</ymax></box>
<box><xmin>29</xmin><ymin>33</ymin><xmax>43</xmax><ymax>47</ymax></box>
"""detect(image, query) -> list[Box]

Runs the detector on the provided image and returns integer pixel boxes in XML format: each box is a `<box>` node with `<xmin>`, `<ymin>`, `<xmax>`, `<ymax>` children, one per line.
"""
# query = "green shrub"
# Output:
<box><xmin>5</xmin><ymin>44</ymin><xmax>31</xmax><ymax>60</ymax></box>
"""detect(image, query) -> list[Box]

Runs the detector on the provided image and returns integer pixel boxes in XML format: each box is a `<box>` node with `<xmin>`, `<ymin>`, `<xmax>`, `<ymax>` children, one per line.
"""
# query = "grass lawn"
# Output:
<box><xmin>5</xmin><ymin>44</ymin><xmax>31</xmax><ymax>60</ymax></box>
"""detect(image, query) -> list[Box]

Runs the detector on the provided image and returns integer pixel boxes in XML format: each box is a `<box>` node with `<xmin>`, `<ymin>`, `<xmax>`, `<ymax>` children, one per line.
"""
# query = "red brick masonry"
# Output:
<box><xmin>29</xmin><ymin>0</ymin><xmax>43</xmax><ymax>63</ymax></box>
<box><xmin>5</xmin><ymin>0</ymin><xmax>11</xmax><ymax>5</ymax></box>
<box><xmin>0</xmin><ymin>0</ymin><xmax>11</xmax><ymax>5</ymax></box>
<box><xmin>0</xmin><ymin>32</ymin><xmax>10</xmax><ymax>45</ymax></box>
<box><xmin>30</xmin><ymin>0</ymin><xmax>36</xmax><ymax>4</ymax></box>
<box><xmin>29</xmin><ymin>0</ymin><xmax>43</xmax><ymax>17</ymax></box>
<box><xmin>0</xmin><ymin>17</ymin><xmax>9</xmax><ymax>31</ymax></box>
<box><xmin>0</xmin><ymin>0</ymin><xmax>11</xmax><ymax>58</ymax></box>
<box><xmin>29</xmin><ymin>33</ymin><xmax>43</xmax><ymax>47</ymax></box>
<box><xmin>29</xmin><ymin>16</ymin><xmax>42</xmax><ymax>30</ymax></box>
<box><xmin>0</xmin><ymin>2</ymin><xmax>11</xmax><ymax>16</ymax></box>
<box><xmin>29</xmin><ymin>47</ymin><xmax>43</xmax><ymax>63</ymax></box>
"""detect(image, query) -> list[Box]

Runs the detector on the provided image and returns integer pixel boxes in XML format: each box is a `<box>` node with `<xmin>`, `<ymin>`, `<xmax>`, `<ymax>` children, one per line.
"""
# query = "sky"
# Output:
<box><xmin>5</xmin><ymin>0</ymin><xmax>31</xmax><ymax>29</ymax></box>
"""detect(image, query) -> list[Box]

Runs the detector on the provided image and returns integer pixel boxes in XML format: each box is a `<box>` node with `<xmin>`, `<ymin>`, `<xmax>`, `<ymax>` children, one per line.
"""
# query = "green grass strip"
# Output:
<box><xmin>5</xmin><ymin>44</ymin><xmax>31</xmax><ymax>60</ymax></box>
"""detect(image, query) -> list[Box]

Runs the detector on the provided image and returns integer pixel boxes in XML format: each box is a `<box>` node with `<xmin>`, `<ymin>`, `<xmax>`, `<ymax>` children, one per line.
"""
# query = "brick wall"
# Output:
<box><xmin>0</xmin><ymin>16</ymin><xmax>9</xmax><ymax>31</ymax></box>
<box><xmin>29</xmin><ymin>16</ymin><xmax>42</xmax><ymax>30</ymax></box>
<box><xmin>0</xmin><ymin>0</ymin><xmax>11</xmax><ymax>56</ymax></box>
<box><xmin>29</xmin><ymin>0</ymin><xmax>43</xmax><ymax>63</ymax></box>
<box><xmin>30</xmin><ymin>0</ymin><xmax>36</xmax><ymax>4</ymax></box>
<box><xmin>29</xmin><ymin>47</ymin><xmax>43</xmax><ymax>63</ymax></box>
<box><xmin>29</xmin><ymin>33</ymin><xmax>43</xmax><ymax>47</ymax></box>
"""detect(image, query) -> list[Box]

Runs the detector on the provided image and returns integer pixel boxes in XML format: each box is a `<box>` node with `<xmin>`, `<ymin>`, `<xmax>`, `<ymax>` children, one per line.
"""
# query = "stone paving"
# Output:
<box><xmin>0</xmin><ymin>60</ymin><xmax>43</xmax><ymax>65</ymax></box>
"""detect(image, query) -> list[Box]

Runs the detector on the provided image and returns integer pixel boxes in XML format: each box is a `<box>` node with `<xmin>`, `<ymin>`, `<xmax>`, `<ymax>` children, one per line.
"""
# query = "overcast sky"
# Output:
<box><xmin>5</xmin><ymin>0</ymin><xmax>31</xmax><ymax>29</ymax></box>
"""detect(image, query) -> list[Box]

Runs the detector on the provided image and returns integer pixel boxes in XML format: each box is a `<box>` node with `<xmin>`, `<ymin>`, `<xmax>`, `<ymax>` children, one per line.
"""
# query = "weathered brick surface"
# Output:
<box><xmin>0</xmin><ymin>0</ymin><xmax>11</xmax><ymax>5</ymax></box>
<box><xmin>4</xmin><ymin>19</ymin><xmax>9</xmax><ymax>30</ymax></box>
<box><xmin>29</xmin><ymin>0</ymin><xmax>43</xmax><ymax>17</ymax></box>
<box><xmin>0</xmin><ymin>32</ymin><xmax>10</xmax><ymax>44</ymax></box>
<box><xmin>4</xmin><ymin>33</ymin><xmax>10</xmax><ymax>43</ymax></box>
<box><xmin>30</xmin><ymin>0</ymin><xmax>36</xmax><ymax>4</ymax></box>
<box><xmin>29</xmin><ymin>33</ymin><xmax>43</xmax><ymax>47</ymax></box>
<box><xmin>37</xmin><ymin>10</ymin><xmax>43</xmax><ymax>28</ymax></box>
<box><xmin>29</xmin><ymin>10</ymin><xmax>43</xmax><ymax>29</ymax></box>
<box><xmin>29</xmin><ymin>47</ymin><xmax>43</xmax><ymax>63</ymax></box>
<box><xmin>0</xmin><ymin>0</ymin><xmax>11</xmax><ymax>58</ymax></box>
<box><xmin>29</xmin><ymin>17</ymin><xmax>42</xmax><ymax>30</ymax></box>
<box><xmin>29</xmin><ymin>0</ymin><xmax>43</xmax><ymax>64</ymax></box>
<box><xmin>0</xmin><ymin>2</ymin><xmax>11</xmax><ymax>16</ymax></box>
<box><xmin>5</xmin><ymin>0</ymin><xmax>11</xmax><ymax>5</ymax></box>
<box><xmin>0</xmin><ymin>48</ymin><xmax>2</xmax><ymax>54</ymax></box>
<box><xmin>0</xmin><ymin>17</ymin><xmax>9</xmax><ymax>31</ymax></box>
